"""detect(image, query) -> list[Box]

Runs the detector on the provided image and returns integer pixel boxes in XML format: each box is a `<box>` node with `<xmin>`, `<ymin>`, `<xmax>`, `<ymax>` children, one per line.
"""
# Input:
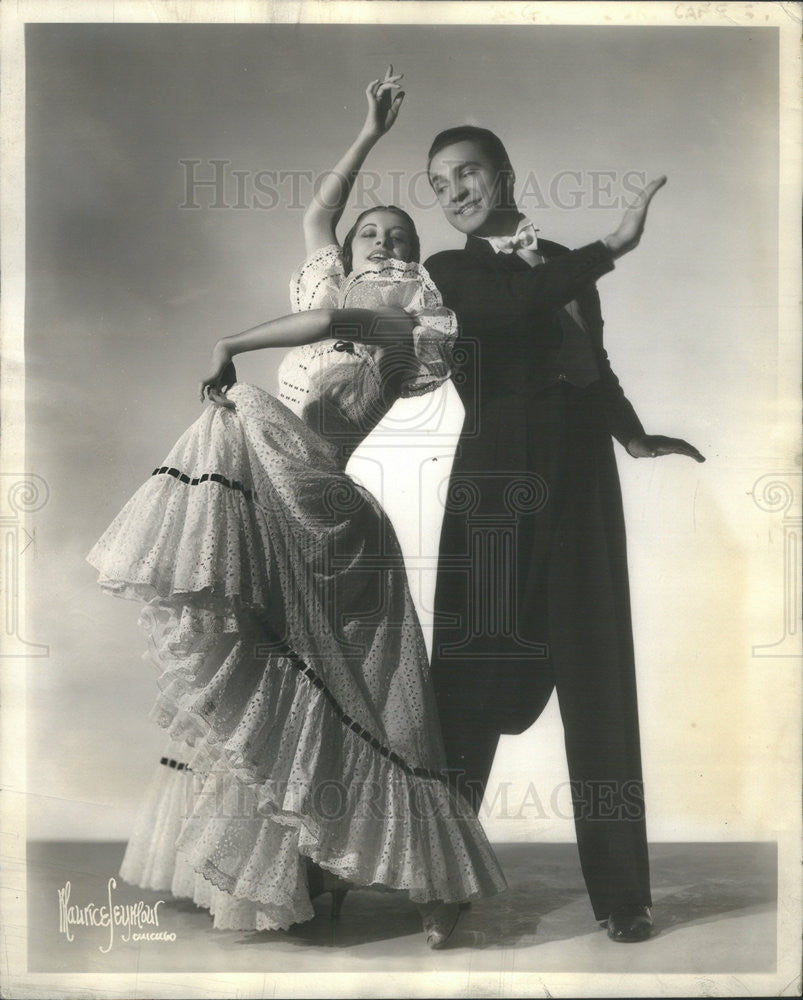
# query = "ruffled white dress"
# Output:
<box><xmin>87</xmin><ymin>246</ymin><xmax>507</xmax><ymax>931</ymax></box>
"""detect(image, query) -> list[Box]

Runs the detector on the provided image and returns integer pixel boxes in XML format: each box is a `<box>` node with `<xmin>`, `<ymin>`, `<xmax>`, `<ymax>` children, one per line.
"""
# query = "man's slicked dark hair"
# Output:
<box><xmin>427</xmin><ymin>126</ymin><xmax>513</xmax><ymax>176</ymax></box>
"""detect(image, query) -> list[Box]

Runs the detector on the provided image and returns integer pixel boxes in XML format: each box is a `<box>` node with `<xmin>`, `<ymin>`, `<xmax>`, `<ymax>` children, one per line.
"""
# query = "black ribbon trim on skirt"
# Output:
<box><xmin>257</xmin><ymin>630</ymin><xmax>452</xmax><ymax>789</ymax></box>
<box><xmin>300</xmin><ymin>659</ymin><xmax>449</xmax><ymax>784</ymax></box>
<box><xmin>148</xmin><ymin>468</ymin><xmax>455</xmax><ymax>792</ymax></box>
<box><xmin>152</xmin><ymin>466</ymin><xmax>253</xmax><ymax>502</ymax></box>
<box><xmin>160</xmin><ymin>756</ymin><xmax>191</xmax><ymax>772</ymax></box>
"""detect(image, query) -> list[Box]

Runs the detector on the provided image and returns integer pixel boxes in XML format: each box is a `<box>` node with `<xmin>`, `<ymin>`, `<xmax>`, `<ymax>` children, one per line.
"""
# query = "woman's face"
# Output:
<box><xmin>349</xmin><ymin>210</ymin><xmax>415</xmax><ymax>271</ymax></box>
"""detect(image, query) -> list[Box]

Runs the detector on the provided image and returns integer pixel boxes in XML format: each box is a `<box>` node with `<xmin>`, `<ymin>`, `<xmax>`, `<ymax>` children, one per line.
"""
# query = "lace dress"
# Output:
<box><xmin>86</xmin><ymin>246</ymin><xmax>507</xmax><ymax>931</ymax></box>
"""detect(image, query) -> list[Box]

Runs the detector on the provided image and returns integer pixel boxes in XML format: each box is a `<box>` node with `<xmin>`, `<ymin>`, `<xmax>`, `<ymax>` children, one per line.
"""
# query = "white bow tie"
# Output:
<box><xmin>486</xmin><ymin>220</ymin><xmax>540</xmax><ymax>255</ymax></box>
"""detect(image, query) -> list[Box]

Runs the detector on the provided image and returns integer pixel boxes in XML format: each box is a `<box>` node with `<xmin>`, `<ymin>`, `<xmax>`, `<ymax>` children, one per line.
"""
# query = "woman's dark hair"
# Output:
<box><xmin>341</xmin><ymin>205</ymin><xmax>421</xmax><ymax>275</ymax></box>
<box><xmin>427</xmin><ymin>126</ymin><xmax>516</xmax><ymax>208</ymax></box>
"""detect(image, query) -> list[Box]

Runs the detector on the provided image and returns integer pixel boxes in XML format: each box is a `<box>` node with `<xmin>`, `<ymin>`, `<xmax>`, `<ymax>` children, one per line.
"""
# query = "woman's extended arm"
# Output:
<box><xmin>303</xmin><ymin>67</ymin><xmax>404</xmax><ymax>255</ymax></box>
<box><xmin>199</xmin><ymin>306</ymin><xmax>416</xmax><ymax>404</ymax></box>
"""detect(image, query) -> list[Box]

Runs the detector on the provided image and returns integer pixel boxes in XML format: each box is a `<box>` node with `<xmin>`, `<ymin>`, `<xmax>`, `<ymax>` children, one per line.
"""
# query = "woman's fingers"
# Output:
<box><xmin>199</xmin><ymin>378</ymin><xmax>232</xmax><ymax>405</ymax></box>
<box><xmin>367</xmin><ymin>75</ymin><xmax>401</xmax><ymax>96</ymax></box>
<box><xmin>366</xmin><ymin>69</ymin><xmax>403</xmax><ymax>112</ymax></box>
<box><xmin>207</xmin><ymin>387</ymin><xmax>236</xmax><ymax>410</ymax></box>
<box><xmin>386</xmin><ymin>92</ymin><xmax>405</xmax><ymax>125</ymax></box>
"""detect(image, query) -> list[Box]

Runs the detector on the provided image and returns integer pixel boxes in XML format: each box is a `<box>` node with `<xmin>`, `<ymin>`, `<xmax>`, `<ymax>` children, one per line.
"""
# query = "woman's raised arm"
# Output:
<box><xmin>303</xmin><ymin>67</ymin><xmax>405</xmax><ymax>255</ymax></box>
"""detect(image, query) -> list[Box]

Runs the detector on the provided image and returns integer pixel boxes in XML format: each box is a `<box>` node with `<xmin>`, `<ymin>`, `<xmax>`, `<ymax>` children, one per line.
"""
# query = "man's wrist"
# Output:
<box><xmin>626</xmin><ymin>435</ymin><xmax>643</xmax><ymax>457</ymax></box>
<box><xmin>603</xmin><ymin>233</ymin><xmax>625</xmax><ymax>259</ymax></box>
<box><xmin>627</xmin><ymin>434</ymin><xmax>659</xmax><ymax>458</ymax></box>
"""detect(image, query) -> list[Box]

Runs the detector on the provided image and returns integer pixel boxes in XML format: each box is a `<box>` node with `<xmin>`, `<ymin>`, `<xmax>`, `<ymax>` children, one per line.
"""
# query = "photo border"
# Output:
<box><xmin>2</xmin><ymin>2</ymin><xmax>800</xmax><ymax>997</ymax></box>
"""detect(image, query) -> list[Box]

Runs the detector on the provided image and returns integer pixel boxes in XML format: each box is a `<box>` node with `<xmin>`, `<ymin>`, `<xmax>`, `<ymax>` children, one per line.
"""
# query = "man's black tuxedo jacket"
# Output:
<box><xmin>423</xmin><ymin>235</ymin><xmax>654</xmax><ymax>918</ymax></box>
<box><xmin>424</xmin><ymin>236</ymin><xmax>644</xmax><ymax>448</ymax></box>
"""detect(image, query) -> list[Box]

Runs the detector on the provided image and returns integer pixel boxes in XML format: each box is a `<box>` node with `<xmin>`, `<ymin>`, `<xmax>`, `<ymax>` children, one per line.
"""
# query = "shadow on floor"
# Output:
<box><xmin>26</xmin><ymin>841</ymin><xmax>776</xmax><ymax>972</ymax></box>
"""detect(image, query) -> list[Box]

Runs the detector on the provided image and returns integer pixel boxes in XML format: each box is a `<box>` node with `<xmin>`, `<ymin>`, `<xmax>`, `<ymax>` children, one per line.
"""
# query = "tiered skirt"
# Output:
<box><xmin>87</xmin><ymin>383</ymin><xmax>506</xmax><ymax>930</ymax></box>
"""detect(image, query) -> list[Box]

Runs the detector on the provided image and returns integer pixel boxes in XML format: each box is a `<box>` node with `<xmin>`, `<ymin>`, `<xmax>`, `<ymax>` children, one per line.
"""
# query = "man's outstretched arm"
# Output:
<box><xmin>425</xmin><ymin>240</ymin><xmax>616</xmax><ymax>319</ymax></box>
<box><xmin>427</xmin><ymin>176</ymin><xmax>668</xmax><ymax>318</ymax></box>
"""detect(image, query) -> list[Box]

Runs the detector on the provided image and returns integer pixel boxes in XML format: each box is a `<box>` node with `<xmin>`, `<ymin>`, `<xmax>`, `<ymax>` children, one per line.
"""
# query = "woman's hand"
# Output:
<box><xmin>303</xmin><ymin>66</ymin><xmax>404</xmax><ymax>255</ymax></box>
<box><xmin>361</xmin><ymin>66</ymin><xmax>404</xmax><ymax>140</ymax></box>
<box><xmin>199</xmin><ymin>342</ymin><xmax>237</xmax><ymax>409</ymax></box>
<box><xmin>604</xmin><ymin>176</ymin><xmax>667</xmax><ymax>259</ymax></box>
<box><xmin>627</xmin><ymin>433</ymin><xmax>705</xmax><ymax>462</ymax></box>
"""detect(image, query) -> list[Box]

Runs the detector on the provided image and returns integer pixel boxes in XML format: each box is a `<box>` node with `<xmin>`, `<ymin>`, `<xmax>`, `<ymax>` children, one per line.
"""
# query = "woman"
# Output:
<box><xmin>87</xmin><ymin>69</ymin><xmax>506</xmax><ymax>947</ymax></box>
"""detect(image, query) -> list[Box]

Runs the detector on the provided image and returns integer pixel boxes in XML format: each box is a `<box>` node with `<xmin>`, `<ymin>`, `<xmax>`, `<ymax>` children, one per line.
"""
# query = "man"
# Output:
<box><xmin>425</xmin><ymin>127</ymin><xmax>704</xmax><ymax>942</ymax></box>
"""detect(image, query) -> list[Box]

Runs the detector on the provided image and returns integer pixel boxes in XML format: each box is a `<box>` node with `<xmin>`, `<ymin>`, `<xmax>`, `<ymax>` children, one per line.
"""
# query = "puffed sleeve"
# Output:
<box><xmin>288</xmin><ymin>244</ymin><xmax>346</xmax><ymax>313</ymax></box>
<box><xmin>395</xmin><ymin>263</ymin><xmax>457</xmax><ymax>398</ymax></box>
<box><xmin>335</xmin><ymin>260</ymin><xmax>457</xmax><ymax>398</ymax></box>
<box><xmin>400</xmin><ymin>307</ymin><xmax>457</xmax><ymax>398</ymax></box>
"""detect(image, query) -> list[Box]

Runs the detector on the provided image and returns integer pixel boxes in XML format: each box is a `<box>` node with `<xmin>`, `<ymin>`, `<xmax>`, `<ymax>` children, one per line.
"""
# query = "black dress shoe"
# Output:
<box><xmin>605</xmin><ymin>905</ymin><xmax>653</xmax><ymax>942</ymax></box>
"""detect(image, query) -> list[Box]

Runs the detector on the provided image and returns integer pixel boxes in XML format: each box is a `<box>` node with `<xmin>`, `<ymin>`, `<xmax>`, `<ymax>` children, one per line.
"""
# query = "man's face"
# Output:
<box><xmin>428</xmin><ymin>139</ymin><xmax>512</xmax><ymax>237</ymax></box>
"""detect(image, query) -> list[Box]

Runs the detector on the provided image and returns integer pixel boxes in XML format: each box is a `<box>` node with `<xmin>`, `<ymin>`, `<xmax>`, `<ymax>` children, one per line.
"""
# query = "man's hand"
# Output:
<box><xmin>627</xmin><ymin>434</ymin><xmax>705</xmax><ymax>462</ymax></box>
<box><xmin>604</xmin><ymin>176</ymin><xmax>667</xmax><ymax>259</ymax></box>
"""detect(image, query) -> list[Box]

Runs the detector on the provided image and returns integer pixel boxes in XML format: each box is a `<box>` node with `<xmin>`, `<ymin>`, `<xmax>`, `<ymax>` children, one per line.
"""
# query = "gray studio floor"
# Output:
<box><xmin>27</xmin><ymin>841</ymin><xmax>776</xmax><ymax>975</ymax></box>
